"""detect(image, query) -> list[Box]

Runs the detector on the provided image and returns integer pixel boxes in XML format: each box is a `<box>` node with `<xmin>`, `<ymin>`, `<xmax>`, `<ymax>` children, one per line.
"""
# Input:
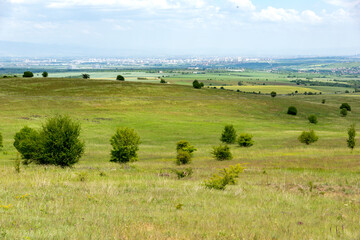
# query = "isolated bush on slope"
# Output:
<box><xmin>110</xmin><ymin>127</ymin><xmax>141</xmax><ymax>163</ymax></box>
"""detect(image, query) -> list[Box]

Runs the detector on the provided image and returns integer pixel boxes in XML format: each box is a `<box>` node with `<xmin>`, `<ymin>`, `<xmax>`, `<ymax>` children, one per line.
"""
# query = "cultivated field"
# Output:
<box><xmin>0</xmin><ymin>78</ymin><xmax>359</xmax><ymax>239</ymax></box>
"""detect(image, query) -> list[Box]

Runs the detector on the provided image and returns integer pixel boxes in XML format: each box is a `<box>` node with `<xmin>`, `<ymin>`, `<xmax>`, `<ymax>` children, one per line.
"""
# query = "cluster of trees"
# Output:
<box><xmin>22</xmin><ymin>71</ymin><xmax>48</xmax><ymax>78</ymax></box>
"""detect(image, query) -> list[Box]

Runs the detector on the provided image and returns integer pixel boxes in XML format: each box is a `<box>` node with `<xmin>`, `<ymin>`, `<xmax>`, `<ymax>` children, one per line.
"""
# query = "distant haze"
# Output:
<box><xmin>0</xmin><ymin>0</ymin><xmax>360</xmax><ymax>57</ymax></box>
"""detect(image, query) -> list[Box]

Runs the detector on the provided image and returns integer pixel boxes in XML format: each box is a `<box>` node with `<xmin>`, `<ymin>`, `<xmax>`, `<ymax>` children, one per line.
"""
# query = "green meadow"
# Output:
<box><xmin>0</xmin><ymin>77</ymin><xmax>359</xmax><ymax>239</ymax></box>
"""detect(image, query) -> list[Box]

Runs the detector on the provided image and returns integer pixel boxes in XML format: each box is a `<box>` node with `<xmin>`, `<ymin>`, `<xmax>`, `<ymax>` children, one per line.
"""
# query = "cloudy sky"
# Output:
<box><xmin>0</xmin><ymin>0</ymin><xmax>359</xmax><ymax>57</ymax></box>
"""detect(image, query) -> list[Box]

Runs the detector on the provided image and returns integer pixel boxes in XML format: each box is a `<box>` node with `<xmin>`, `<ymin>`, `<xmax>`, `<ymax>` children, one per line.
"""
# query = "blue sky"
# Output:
<box><xmin>0</xmin><ymin>0</ymin><xmax>359</xmax><ymax>57</ymax></box>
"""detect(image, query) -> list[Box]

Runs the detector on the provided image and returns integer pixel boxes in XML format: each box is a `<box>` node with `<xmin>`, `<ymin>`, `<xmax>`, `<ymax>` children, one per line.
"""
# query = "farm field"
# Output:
<box><xmin>0</xmin><ymin>78</ymin><xmax>359</xmax><ymax>239</ymax></box>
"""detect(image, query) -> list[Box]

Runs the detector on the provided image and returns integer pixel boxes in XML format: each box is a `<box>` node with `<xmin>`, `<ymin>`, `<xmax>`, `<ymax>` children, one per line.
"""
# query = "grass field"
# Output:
<box><xmin>0</xmin><ymin>78</ymin><xmax>359</xmax><ymax>239</ymax></box>
<box><xmin>222</xmin><ymin>85</ymin><xmax>321</xmax><ymax>94</ymax></box>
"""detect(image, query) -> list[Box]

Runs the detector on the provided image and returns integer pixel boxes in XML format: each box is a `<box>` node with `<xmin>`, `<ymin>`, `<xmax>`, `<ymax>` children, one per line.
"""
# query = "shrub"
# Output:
<box><xmin>40</xmin><ymin>115</ymin><xmax>84</xmax><ymax>166</ymax></box>
<box><xmin>0</xmin><ymin>132</ymin><xmax>3</xmax><ymax>150</ymax></box>
<box><xmin>160</xmin><ymin>78</ymin><xmax>167</xmax><ymax>83</ymax></box>
<box><xmin>110</xmin><ymin>127</ymin><xmax>141</xmax><ymax>163</ymax></box>
<box><xmin>340</xmin><ymin>103</ymin><xmax>351</xmax><ymax>111</ymax></box>
<box><xmin>116</xmin><ymin>75</ymin><xmax>125</xmax><ymax>81</ymax></box>
<box><xmin>14</xmin><ymin>126</ymin><xmax>41</xmax><ymax>165</ymax></box>
<box><xmin>287</xmin><ymin>106</ymin><xmax>298</xmax><ymax>115</ymax></box>
<box><xmin>172</xmin><ymin>168</ymin><xmax>193</xmax><ymax>179</ymax></box>
<box><xmin>340</xmin><ymin>108</ymin><xmax>348</xmax><ymax>117</ymax></box>
<box><xmin>23</xmin><ymin>71</ymin><xmax>34</xmax><ymax>78</ymax></box>
<box><xmin>176</xmin><ymin>150</ymin><xmax>192</xmax><ymax>165</ymax></box>
<box><xmin>270</xmin><ymin>91</ymin><xmax>276</xmax><ymax>98</ymax></box>
<box><xmin>322</xmin><ymin>99</ymin><xmax>326</xmax><ymax>104</ymax></box>
<box><xmin>204</xmin><ymin>164</ymin><xmax>245</xmax><ymax>190</ymax></box>
<box><xmin>211</xmin><ymin>144</ymin><xmax>232</xmax><ymax>161</ymax></box>
<box><xmin>220</xmin><ymin>125</ymin><xmax>237</xmax><ymax>144</ymax></box>
<box><xmin>42</xmin><ymin>71</ymin><xmax>48</xmax><ymax>78</ymax></box>
<box><xmin>308</xmin><ymin>115</ymin><xmax>318</xmax><ymax>124</ymax></box>
<box><xmin>176</xmin><ymin>140</ymin><xmax>196</xmax><ymax>155</ymax></box>
<box><xmin>192</xmin><ymin>80</ymin><xmax>204</xmax><ymax>89</ymax></box>
<box><xmin>347</xmin><ymin>124</ymin><xmax>356</xmax><ymax>151</ymax></box>
<box><xmin>298</xmin><ymin>130</ymin><xmax>319</xmax><ymax>145</ymax></box>
<box><xmin>237</xmin><ymin>133</ymin><xmax>254</xmax><ymax>147</ymax></box>
<box><xmin>82</xmin><ymin>74</ymin><xmax>90</xmax><ymax>79</ymax></box>
<box><xmin>14</xmin><ymin>116</ymin><xmax>84</xmax><ymax>167</ymax></box>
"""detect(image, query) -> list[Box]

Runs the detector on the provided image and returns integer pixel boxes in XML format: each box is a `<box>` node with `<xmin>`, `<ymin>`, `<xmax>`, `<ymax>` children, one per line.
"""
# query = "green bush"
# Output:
<box><xmin>172</xmin><ymin>168</ymin><xmax>193</xmax><ymax>179</ymax></box>
<box><xmin>347</xmin><ymin>124</ymin><xmax>356</xmax><ymax>150</ymax></box>
<box><xmin>340</xmin><ymin>108</ymin><xmax>348</xmax><ymax>117</ymax></box>
<box><xmin>40</xmin><ymin>116</ymin><xmax>84</xmax><ymax>166</ymax></box>
<box><xmin>42</xmin><ymin>71</ymin><xmax>48</xmax><ymax>78</ymax></box>
<box><xmin>23</xmin><ymin>71</ymin><xmax>33</xmax><ymax>78</ymax></box>
<box><xmin>204</xmin><ymin>164</ymin><xmax>245</xmax><ymax>190</ymax></box>
<box><xmin>14</xmin><ymin>116</ymin><xmax>84</xmax><ymax>167</ymax></box>
<box><xmin>14</xmin><ymin>126</ymin><xmax>42</xmax><ymax>165</ymax></box>
<box><xmin>220</xmin><ymin>125</ymin><xmax>237</xmax><ymax>144</ymax></box>
<box><xmin>116</xmin><ymin>75</ymin><xmax>125</xmax><ymax>81</ymax></box>
<box><xmin>110</xmin><ymin>127</ymin><xmax>141</xmax><ymax>163</ymax></box>
<box><xmin>176</xmin><ymin>150</ymin><xmax>192</xmax><ymax>165</ymax></box>
<box><xmin>160</xmin><ymin>78</ymin><xmax>167</xmax><ymax>83</ymax></box>
<box><xmin>298</xmin><ymin>130</ymin><xmax>319</xmax><ymax>145</ymax></box>
<box><xmin>211</xmin><ymin>144</ymin><xmax>232</xmax><ymax>161</ymax></box>
<box><xmin>192</xmin><ymin>80</ymin><xmax>204</xmax><ymax>89</ymax></box>
<box><xmin>287</xmin><ymin>106</ymin><xmax>297</xmax><ymax>115</ymax></box>
<box><xmin>308</xmin><ymin>115</ymin><xmax>318</xmax><ymax>124</ymax></box>
<box><xmin>237</xmin><ymin>133</ymin><xmax>254</xmax><ymax>147</ymax></box>
<box><xmin>176</xmin><ymin>140</ymin><xmax>196</xmax><ymax>155</ymax></box>
<box><xmin>82</xmin><ymin>74</ymin><xmax>90</xmax><ymax>79</ymax></box>
<box><xmin>322</xmin><ymin>99</ymin><xmax>326</xmax><ymax>104</ymax></box>
<box><xmin>340</xmin><ymin>103</ymin><xmax>351</xmax><ymax>111</ymax></box>
<box><xmin>270</xmin><ymin>91</ymin><xmax>276</xmax><ymax>98</ymax></box>
<box><xmin>0</xmin><ymin>132</ymin><xmax>3</xmax><ymax>150</ymax></box>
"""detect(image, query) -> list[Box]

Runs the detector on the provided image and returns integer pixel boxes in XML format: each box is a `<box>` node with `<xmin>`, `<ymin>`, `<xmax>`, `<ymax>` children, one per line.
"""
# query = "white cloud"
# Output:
<box><xmin>324</xmin><ymin>0</ymin><xmax>360</xmax><ymax>8</ymax></box>
<box><xmin>228</xmin><ymin>0</ymin><xmax>255</xmax><ymax>11</ymax></box>
<box><xmin>252</xmin><ymin>7</ymin><xmax>323</xmax><ymax>24</ymax></box>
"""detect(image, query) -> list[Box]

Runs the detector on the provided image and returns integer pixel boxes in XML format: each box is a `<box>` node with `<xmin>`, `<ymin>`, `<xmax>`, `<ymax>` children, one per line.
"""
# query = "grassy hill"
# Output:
<box><xmin>0</xmin><ymin>78</ymin><xmax>359</xmax><ymax>239</ymax></box>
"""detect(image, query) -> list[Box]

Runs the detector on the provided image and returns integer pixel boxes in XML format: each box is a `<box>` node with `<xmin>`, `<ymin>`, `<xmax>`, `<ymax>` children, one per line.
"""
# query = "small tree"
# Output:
<box><xmin>308</xmin><ymin>115</ymin><xmax>318</xmax><ymax>124</ymax></box>
<box><xmin>40</xmin><ymin>115</ymin><xmax>84</xmax><ymax>166</ymax></box>
<box><xmin>23</xmin><ymin>71</ymin><xmax>34</xmax><ymax>78</ymax></box>
<box><xmin>340</xmin><ymin>103</ymin><xmax>351</xmax><ymax>111</ymax></box>
<box><xmin>237</xmin><ymin>133</ymin><xmax>254</xmax><ymax>147</ymax></box>
<box><xmin>287</xmin><ymin>106</ymin><xmax>297</xmax><ymax>115</ymax></box>
<box><xmin>193</xmin><ymin>80</ymin><xmax>204</xmax><ymax>89</ymax></box>
<box><xmin>42</xmin><ymin>71</ymin><xmax>48</xmax><ymax>78</ymax></box>
<box><xmin>176</xmin><ymin>140</ymin><xmax>196</xmax><ymax>165</ymax></box>
<box><xmin>322</xmin><ymin>99</ymin><xmax>326</xmax><ymax>104</ymax></box>
<box><xmin>347</xmin><ymin>124</ymin><xmax>356</xmax><ymax>151</ymax></box>
<box><xmin>110</xmin><ymin>128</ymin><xmax>141</xmax><ymax>163</ymax></box>
<box><xmin>160</xmin><ymin>78</ymin><xmax>167</xmax><ymax>83</ymax></box>
<box><xmin>340</xmin><ymin>108</ymin><xmax>348</xmax><ymax>117</ymax></box>
<box><xmin>220</xmin><ymin>125</ymin><xmax>237</xmax><ymax>144</ymax></box>
<box><xmin>14</xmin><ymin>126</ymin><xmax>41</xmax><ymax>165</ymax></box>
<box><xmin>116</xmin><ymin>75</ymin><xmax>125</xmax><ymax>81</ymax></box>
<box><xmin>211</xmin><ymin>144</ymin><xmax>232</xmax><ymax>161</ymax></box>
<box><xmin>270</xmin><ymin>91</ymin><xmax>277</xmax><ymax>98</ymax></box>
<box><xmin>298</xmin><ymin>130</ymin><xmax>318</xmax><ymax>145</ymax></box>
<box><xmin>82</xmin><ymin>74</ymin><xmax>90</xmax><ymax>79</ymax></box>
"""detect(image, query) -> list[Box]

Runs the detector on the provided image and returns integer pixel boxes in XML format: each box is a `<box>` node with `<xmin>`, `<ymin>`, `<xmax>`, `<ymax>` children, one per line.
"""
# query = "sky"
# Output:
<box><xmin>0</xmin><ymin>0</ymin><xmax>360</xmax><ymax>57</ymax></box>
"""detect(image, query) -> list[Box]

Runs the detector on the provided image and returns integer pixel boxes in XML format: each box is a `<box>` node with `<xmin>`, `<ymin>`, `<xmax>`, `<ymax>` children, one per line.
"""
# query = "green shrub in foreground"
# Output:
<box><xmin>175</xmin><ymin>140</ymin><xmax>196</xmax><ymax>165</ymax></box>
<box><xmin>298</xmin><ymin>130</ymin><xmax>319</xmax><ymax>145</ymax></box>
<box><xmin>211</xmin><ymin>144</ymin><xmax>232</xmax><ymax>161</ymax></box>
<box><xmin>287</xmin><ymin>106</ymin><xmax>297</xmax><ymax>115</ymax></box>
<box><xmin>220</xmin><ymin>125</ymin><xmax>237</xmax><ymax>144</ymax></box>
<box><xmin>14</xmin><ymin>116</ymin><xmax>84</xmax><ymax>167</ymax></box>
<box><xmin>176</xmin><ymin>150</ymin><xmax>192</xmax><ymax>165</ymax></box>
<box><xmin>204</xmin><ymin>164</ymin><xmax>245</xmax><ymax>190</ymax></box>
<box><xmin>237</xmin><ymin>133</ymin><xmax>254</xmax><ymax>147</ymax></box>
<box><xmin>308</xmin><ymin>115</ymin><xmax>318</xmax><ymax>124</ymax></box>
<box><xmin>110</xmin><ymin>127</ymin><xmax>141</xmax><ymax>163</ymax></box>
<box><xmin>14</xmin><ymin>126</ymin><xmax>41</xmax><ymax>165</ymax></box>
<box><xmin>176</xmin><ymin>140</ymin><xmax>196</xmax><ymax>155</ymax></box>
